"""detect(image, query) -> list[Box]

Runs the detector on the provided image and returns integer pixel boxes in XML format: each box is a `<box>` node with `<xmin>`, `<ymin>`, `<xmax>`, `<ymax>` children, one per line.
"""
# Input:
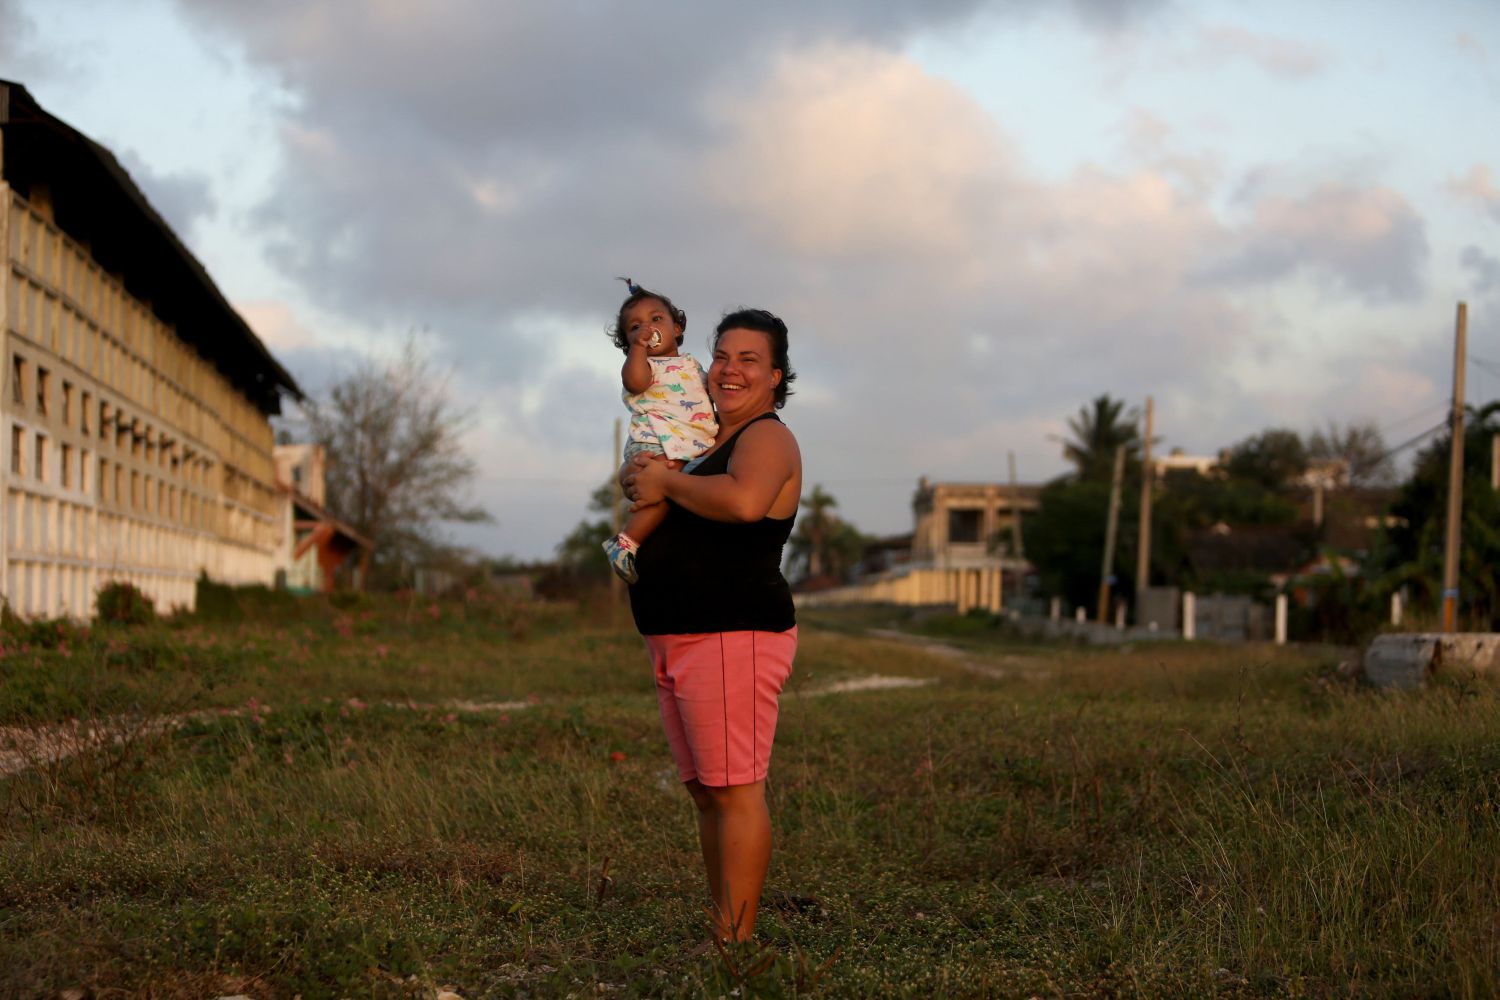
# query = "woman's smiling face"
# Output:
<box><xmin>709</xmin><ymin>327</ymin><xmax>781</xmax><ymax>420</ymax></box>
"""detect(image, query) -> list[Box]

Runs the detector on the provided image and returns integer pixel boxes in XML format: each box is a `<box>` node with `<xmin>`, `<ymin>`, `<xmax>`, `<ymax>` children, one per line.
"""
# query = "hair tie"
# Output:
<box><xmin>617</xmin><ymin>276</ymin><xmax>642</xmax><ymax>295</ymax></box>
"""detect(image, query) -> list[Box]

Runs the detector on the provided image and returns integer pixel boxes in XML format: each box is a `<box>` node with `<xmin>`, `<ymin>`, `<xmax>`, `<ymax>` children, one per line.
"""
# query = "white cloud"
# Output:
<box><xmin>237</xmin><ymin>299</ymin><xmax>320</xmax><ymax>353</ymax></box>
<box><xmin>1446</xmin><ymin>163</ymin><xmax>1500</xmax><ymax>222</ymax></box>
<box><xmin>704</xmin><ymin>45</ymin><xmax>1010</xmax><ymax>261</ymax></box>
<box><xmin>1193</xmin><ymin>24</ymin><xmax>1330</xmax><ymax>78</ymax></box>
<box><xmin>1199</xmin><ymin>182</ymin><xmax>1429</xmax><ymax>302</ymax></box>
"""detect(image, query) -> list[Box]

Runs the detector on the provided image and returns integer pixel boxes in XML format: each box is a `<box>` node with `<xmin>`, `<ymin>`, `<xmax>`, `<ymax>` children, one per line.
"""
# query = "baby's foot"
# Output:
<box><xmin>602</xmin><ymin>533</ymin><xmax>640</xmax><ymax>584</ymax></box>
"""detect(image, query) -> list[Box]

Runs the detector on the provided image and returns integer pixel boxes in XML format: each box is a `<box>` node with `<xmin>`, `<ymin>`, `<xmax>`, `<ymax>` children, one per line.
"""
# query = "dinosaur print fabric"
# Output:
<box><xmin>623</xmin><ymin>354</ymin><xmax>718</xmax><ymax>461</ymax></box>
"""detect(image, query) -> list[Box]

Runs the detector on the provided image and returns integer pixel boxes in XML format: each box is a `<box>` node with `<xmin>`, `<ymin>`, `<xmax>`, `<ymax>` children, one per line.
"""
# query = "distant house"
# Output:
<box><xmin>273</xmin><ymin>444</ymin><xmax>371</xmax><ymax>593</ymax></box>
<box><xmin>911</xmin><ymin>476</ymin><xmax>1041</xmax><ymax>566</ymax></box>
<box><xmin>802</xmin><ymin>476</ymin><xmax>1043</xmax><ymax>613</ymax></box>
<box><xmin>0</xmin><ymin>81</ymin><xmax>302</xmax><ymax>616</ymax></box>
<box><xmin>1154</xmin><ymin>448</ymin><xmax>1221</xmax><ymax>477</ymax></box>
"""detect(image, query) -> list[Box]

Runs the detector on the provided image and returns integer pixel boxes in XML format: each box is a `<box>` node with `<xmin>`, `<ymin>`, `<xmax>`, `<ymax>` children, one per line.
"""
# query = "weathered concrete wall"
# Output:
<box><xmin>2</xmin><ymin>193</ymin><xmax>281</xmax><ymax>617</ymax></box>
<box><xmin>794</xmin><ymin>565</ymin><xmax>1007</xmax><ymax>614</ymax></box>
<box><xmin>1363</xmin><ymin>633</ymin><xmax>1500</xmax><ymax>689</ymax></box>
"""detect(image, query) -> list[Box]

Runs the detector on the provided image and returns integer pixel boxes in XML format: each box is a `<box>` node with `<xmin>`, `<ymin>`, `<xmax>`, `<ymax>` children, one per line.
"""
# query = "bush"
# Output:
<box><xmin>194</xmin><ymin>575</ymin><xmax>306</xmax><ymax>623</ymax></box>
<box><xmin>0</xmin><ymin>605</ymin><xmax>85</xmax><ymax>650</ymax></box>
<box><xmin>96</xmin><ymin>582</ymin><xmax>156</xmax><ymax>625</ymax></box>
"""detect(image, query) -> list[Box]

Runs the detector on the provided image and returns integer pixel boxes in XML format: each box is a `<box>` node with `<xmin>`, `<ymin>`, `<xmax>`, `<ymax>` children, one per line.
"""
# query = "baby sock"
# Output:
<box><xmin>602</xmin><ymin>533</ymin><xmax>640</xmax><ymax>584</ymax></box>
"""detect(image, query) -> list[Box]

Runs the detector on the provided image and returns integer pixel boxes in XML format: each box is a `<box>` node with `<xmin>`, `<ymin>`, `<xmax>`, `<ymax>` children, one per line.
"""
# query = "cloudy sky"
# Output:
<box><xmin>4</xmin><ymin>0</ymin><xmax>1498</xmax><ymax>559</ymax></box>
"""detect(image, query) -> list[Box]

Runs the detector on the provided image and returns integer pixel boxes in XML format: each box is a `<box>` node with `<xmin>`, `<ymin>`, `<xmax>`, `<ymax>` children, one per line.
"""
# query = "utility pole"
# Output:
<box><xmin>1134</xmin><ymin>396</ymin><xmax>1153</xmax><ymax>618</ymax></box>
<box><xmin>1096</xmin><ymin>444</ymin><xmax>1126</xmax><ymax>623</ymax></box>
<box><xmin>1441</xmin><ymin>303</ymin><xmax>1467</xmax><ymax>633</ymax></box>
<box><xmin>611</xmin><ymin>418</ymin><xmax>624</xmax><ymax>605</ymax></box>
<box><xmin>1007</xmin><ymin>450</ymin><xmax>1025</xmax><ymax>560</ymax></box>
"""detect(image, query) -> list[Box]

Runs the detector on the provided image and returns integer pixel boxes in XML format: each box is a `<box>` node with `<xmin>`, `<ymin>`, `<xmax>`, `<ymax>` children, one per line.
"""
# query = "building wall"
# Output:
<box><xmin>911</xmin><ymin>480</ymin><xmax>1039</xmax><ymax>566</ymax></box>
<box><xmin>274</xmin><ymin>443</ymin><xmax>326</xmax><ymax>507</ymax></box>
<box><xmin>2</xmin><ymin>188</ymin><xmax>280</xmax><ymax>617</ymax></box>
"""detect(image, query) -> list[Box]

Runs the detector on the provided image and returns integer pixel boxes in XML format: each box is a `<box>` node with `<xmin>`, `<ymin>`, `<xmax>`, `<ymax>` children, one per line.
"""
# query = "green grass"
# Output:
<box><xmin>2</xmin><ymin>597</ymin><xmax>1496</xmax><ymax>997</ymax></box>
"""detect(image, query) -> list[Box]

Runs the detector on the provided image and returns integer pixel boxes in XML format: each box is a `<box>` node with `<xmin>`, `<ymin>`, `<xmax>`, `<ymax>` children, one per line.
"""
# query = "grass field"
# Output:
<box><xmin>2</xmin><ymin>591</ymin><xmax>1497</xmax><ymax>998</ymax></box>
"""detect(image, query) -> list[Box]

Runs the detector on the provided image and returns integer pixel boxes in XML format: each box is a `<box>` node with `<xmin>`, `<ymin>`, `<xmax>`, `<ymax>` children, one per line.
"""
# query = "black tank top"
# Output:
<box><xmin>629</xmin><ymin>412</ymin><xmax>796</xmax><ymax>635</ymax></box>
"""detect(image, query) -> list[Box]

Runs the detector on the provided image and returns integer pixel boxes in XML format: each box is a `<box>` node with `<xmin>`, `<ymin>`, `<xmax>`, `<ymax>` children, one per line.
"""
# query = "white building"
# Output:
<box><xmin>1</xmin><ymin>81</ymin><xmax>303</xmax><ymax>617</ymax></box>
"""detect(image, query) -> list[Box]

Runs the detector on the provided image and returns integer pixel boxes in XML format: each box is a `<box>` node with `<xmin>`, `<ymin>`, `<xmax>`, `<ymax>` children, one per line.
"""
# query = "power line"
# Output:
<box><xmin>1370</xmin><ymin>420</ymin><xmax>1450</xmax><ymax>467</ymax></box>
<box><xmin>1375</xmin><ymin>403</ymin><xmax>1449</xmax><ymax>437</ymax></box>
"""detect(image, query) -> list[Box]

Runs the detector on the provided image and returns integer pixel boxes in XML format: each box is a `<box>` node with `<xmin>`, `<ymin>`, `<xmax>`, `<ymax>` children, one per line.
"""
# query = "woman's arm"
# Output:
<box><xmin>630</xmin><ymin>421</ymin><xmax>799</xmax><ymax>522</ymax></box>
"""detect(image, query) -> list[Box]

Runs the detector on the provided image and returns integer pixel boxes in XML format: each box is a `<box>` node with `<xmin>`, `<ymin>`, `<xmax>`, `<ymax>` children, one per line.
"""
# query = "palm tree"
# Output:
<box><xmin>788</xmin><ymin>485</ymin><xmax>870</xmax><ymax>584</ymax></box>
<box><xmin>790</xmin><ymin>485</ymin><xmax>839</xmax><ymax>579</ymax></box>
<box><xmin>1063</xmin><ymin>395</ymin><xmax>1141</xmax><ymax>483</ymax></box>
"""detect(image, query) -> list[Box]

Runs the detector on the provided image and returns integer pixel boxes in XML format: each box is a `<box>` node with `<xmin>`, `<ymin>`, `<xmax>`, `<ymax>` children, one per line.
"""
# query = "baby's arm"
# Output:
<box><xmin>621</xmin><ymin>330</ymin><xmax>655</xmax><ymax>395</ymax></box>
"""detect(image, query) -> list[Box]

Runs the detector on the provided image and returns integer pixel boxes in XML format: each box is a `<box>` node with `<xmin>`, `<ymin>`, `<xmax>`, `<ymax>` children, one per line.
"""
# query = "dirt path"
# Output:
<box><xmin>0</xmin><ymin>669</ymin><xmax>945</xmax><ymax>779</ymax></box>
<box><xmin>864</xmin><ymin>628</ymin><xmax>1054</xmax><ymax>681</ymax></box>
<box><xmin>0</xmin><ymin>697</ymin><xmax>534</xmax><ymax>779</ymax></box>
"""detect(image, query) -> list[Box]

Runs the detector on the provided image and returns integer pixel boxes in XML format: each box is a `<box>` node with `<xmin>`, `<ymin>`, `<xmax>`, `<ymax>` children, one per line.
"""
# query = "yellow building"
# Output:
<box><xmin>911</xmin><ymin>476</ymin><xmax>1041</xmax><ymax>565</ymax></box>
<box><xmin>1</xmin><ymin>81</ymin><xmax>302</xmax><ymax>617</ymax></box>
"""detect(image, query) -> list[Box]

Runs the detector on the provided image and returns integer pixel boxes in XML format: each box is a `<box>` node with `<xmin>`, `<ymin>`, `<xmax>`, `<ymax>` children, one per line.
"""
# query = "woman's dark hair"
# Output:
<box><xmin>608</xmin><ymin>278</ymin><xmax>686</xmax><ymax>352</ymax></box>
<box><xmin>714</xmin><ymin>308</ymin><xmax>796</xmax><ymax>410</ymax></box>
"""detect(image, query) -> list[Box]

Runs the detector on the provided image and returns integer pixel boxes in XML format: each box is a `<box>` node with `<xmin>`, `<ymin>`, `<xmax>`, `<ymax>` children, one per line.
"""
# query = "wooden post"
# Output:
<box><xmin>1274</xmin><ymin>593</ymin><xmax>1287</xmax><ymax>645</ymax></box>
<box><xmin>1391</xmin><ymin>591</ymin><xmax>1403</xmax><ymax>627</ymax></box>
<box><xmin>1050</xmin><ymin>596</ymin><xmax>1061</xmax><ymax>621</ymax></box>
<box><xmin>1442</xmin><ymin>303</ymin><xmax>1467</xmax><ymax>633</ymax></box>
<box><xmin>1096</xmin><ymin>444</ymin><xmax>1126</xmax><ymax>622</ymax></box>
<box><xmin>1007</xmin><ymin>450</ymin><xmax>1025</xmax><ymax>560</ymax></box>
<box><xmin>1183</xmin><ymin>591</ymin><xmax>1196</xmax><ymax>640</ymax></box>
<box><xmin>1134</xmin><ymin>396</ymin><xmax>1153</xmax><ymax>617</ymax></box>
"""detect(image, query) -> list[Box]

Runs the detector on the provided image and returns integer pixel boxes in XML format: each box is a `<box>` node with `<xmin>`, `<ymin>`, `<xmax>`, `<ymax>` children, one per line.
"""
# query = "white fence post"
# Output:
<box><xmin>1075</xmin><ymin>606</ymin><xmax>1086</xmax><ymax>623</ymax></box>
<box><xmin>1183</xmin><ymin>591</ymin><xmax>1196</xmax><ymax>640</ymax></box>
<box><xmin>1274</xmin><ymin>593</ymin><xmax>1287</xmax><ymax>645</ymax></box>
<box><xmin>1391</xmin><ymin>591</ymin><xmax>1403</xmax><ymax>626</ymax></box>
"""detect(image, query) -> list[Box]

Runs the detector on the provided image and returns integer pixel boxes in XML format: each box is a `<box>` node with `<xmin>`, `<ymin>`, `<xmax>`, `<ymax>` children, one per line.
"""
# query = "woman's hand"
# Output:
<box><xmin>625</xmin><ymin>454</ymin><xmax>682</xmax><ymax>510</ymax></box>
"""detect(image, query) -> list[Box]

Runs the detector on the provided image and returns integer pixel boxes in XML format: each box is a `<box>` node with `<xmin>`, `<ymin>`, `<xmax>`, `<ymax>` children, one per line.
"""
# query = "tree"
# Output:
<box><xmin>1223</xmin><ymin>428</ymin><xmax>1308</xmax><ymax>490</ymax></box>
<box><xmin>1063</xmin><ymin>395</ymin><xmax>1140</xmax><ymax>483</ymax></box>
<box><xmin>554</xmin><ymin>479</ymin><xmax>617</xmax><ymax>582</ymax></box>
<box><xmin>1023</xmin><ymin>478</ymin><xmax>1123</xmax><ymax>611</ymax></box>
<box><xmin>1307</xmin><ymin>420</ymin><xmax>1395</xmax><ymax>487</ymax></box>
<box><xmin>790</xmin><ymin>486</ymin><xmax>837</xmax><ymax>579</ymax></box>
<box><xmin>1367</xmin><ymin>402</ymin><xmax>1500</xmax><ymax>628</ymax></box>
<box><xmin>787</xmin><ymin>486</ymin><xmax>866</xmax><ymax>584</ymax></box>
<box><xmin>304</xmin><ymin>337</ymin><xmax>490</xmax><ymax>585</ymax></box>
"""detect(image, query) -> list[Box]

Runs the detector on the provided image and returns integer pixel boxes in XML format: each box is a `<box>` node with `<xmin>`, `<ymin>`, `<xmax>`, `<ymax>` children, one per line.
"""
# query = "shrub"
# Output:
<box><xmin>193</xmin><ymin>574</ymin><xmax>306</xmax><ymax>623</ymax></box>
<box><xmin>96</xmin><ymin>582</ymin><xmax>156</xmax><ymax>625</ymax></box>
<box><xmin>0</xmin><ymin>605</ymin><xmax>86</xmax><ymax>650</ymax></box>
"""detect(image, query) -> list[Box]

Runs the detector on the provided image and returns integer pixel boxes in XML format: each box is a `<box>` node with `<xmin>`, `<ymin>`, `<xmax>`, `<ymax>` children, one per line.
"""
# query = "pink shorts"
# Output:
<box><xmin>642</xmin><ymin>628</ymin><xmax>797</xmax><ymax>787</ymax></box>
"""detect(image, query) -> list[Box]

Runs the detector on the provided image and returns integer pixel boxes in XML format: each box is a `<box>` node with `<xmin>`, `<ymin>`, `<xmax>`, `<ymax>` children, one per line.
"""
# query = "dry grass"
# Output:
<box><xmin>0</xmin><ymin>598</ymin><xmax>1495</xmax><ymax>997</ymax></box>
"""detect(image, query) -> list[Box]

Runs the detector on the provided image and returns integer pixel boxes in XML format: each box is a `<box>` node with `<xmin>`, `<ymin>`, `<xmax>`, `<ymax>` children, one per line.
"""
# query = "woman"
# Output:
<box><xmin>624</xmin><ymin>307</ymin><xmax>801</xmax><ymax>943</ymax></box>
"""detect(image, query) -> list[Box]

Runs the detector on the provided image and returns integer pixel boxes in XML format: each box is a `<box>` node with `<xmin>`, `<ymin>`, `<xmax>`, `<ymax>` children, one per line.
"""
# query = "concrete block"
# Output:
<box><xmin>1362</xmin><ymin>633</ymin><xmax>1500</xmax><ymax>690</ymax></box>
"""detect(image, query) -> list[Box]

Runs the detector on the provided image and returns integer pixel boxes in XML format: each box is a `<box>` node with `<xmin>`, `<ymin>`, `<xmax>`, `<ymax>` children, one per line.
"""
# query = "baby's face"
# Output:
<box><xmin>623</xmin><ymin>298</ymin><xmax>682</xmax><ymax>357</ymax></box>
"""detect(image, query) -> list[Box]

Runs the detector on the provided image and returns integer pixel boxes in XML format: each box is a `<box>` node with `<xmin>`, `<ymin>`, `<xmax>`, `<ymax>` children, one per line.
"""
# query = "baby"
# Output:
<box><xmin>602</xmin><ymin>279</ymin><xmax>718</xmax><ymax>583</ymax></box>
